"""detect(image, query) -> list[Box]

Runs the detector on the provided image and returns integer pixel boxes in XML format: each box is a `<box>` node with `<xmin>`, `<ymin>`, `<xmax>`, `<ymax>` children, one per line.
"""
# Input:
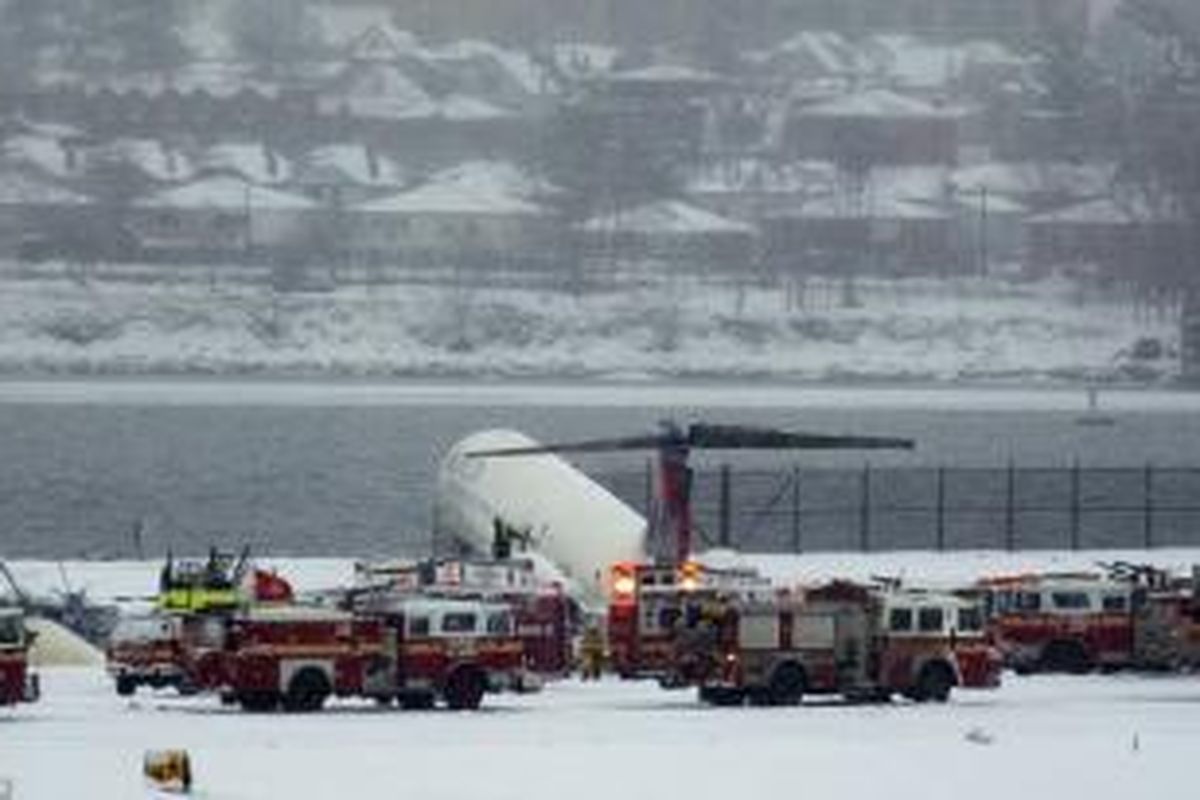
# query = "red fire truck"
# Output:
<box><xmin>608</xmin><ymin>563</ymin><xmax>997</xmax><ymax>705</ymax></box>
<box><xmin>0</xmin><ymin>608</ymin><xmax>39</xmax><ymax>707</ymax></box>
<box><xmin>978</xmin><ymin>572</ymin><xmax>1136</xmax><ymax>673</ymax></box>
<box><xmin>105</xmin><ymin>553</ymin><xmax>297</xmax><ymax>697</ymax></box>
<box><xmin>979</xmin><ymin>566</ymin><xmax>1200</xmax><ymax>673</ymax></box>
<box><xmin>186</xmin><ymin>596</ymin><xmax>527</xmax><ymax>712</ymax></box>
<box><xmin>350</xmin><ymin>558</ymin><xmax>576</xmax><ymax>683</ymax></box>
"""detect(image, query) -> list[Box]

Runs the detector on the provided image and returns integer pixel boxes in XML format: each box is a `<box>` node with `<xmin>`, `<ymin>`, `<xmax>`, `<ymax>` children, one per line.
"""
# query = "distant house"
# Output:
<box><xmin>128</xmin><ymin>176</ymin><xmax>319</xmax><ymax>262</ymax></box>
<box><xmin>576</xmin><ymin>199</ymin><xmax>757</xmax><ymax>279</ymax></box>
<box><xmin>784</xmin><ymin>88</ymin><xmax>966</xmax><ymax>166</ymax></box>
<box><xmin>344</xmin><ymin>160</ymin><xmax>555</xmax><ymax>273</ymax></box>
<box><xmin>762</xmin><ymin>189</ymin><xmax>955</xmax><ymax>275</ymax></box>
<box><xmin>1026</xmin><ymin>196</ymin><xmax>1186</xmax><ymax>281</ymax></box>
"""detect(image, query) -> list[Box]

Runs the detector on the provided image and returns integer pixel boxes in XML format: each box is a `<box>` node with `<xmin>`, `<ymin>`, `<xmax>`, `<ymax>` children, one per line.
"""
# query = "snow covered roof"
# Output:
<box><xmin>0</xmin><ymin>169</ymin><xmax>90</xmax><ymax>205</ymax></box>
<box><xmin>951</xmin><ymin>162</ymin><xmax>1114</xmax><ymax>200</ymax></box>
<box><xmin>296</xmin><ymin>144</ymin><xmax>406</xmax><ymax>188</ymax></box>
<box><xmin>355</xmin><ymin>161</ymin><xmax>546</xmax><ymax>215</ymax></box>
<box><xmin>748</xmin><ymin>31</ymin><xmax>868</xmax><ymax>76</ymax></box>
<box><xmin>339</xmin><ymin>22</ymin><xmax>422</xmax><ymax>59</ymax></box>
<box><xmin>1</xmin><ymin>134</ymin><xmax>83</xmax><ymax>181</ymax></box>
<box><xmin>797</xmin><ymin>88</ymin><xmax>958</xmax><ymax>118</ymax></box>
<box><xmin>90</xmin><ymin>139</ymin><xmax>193</xmax><ymax>184</ymax></box>
<box><xmin>606</xmin><ymin>64</ymin><xmax>721</xmax><ymax>85</ymax></box>
<box><xmin>1028</xmin><ymin>195</ymin><xmax>1174</xmax><ymax>226</ymax></box>
<box><xmin>135</xmin><ymin>176</ymin><xmax>317</xmax><ymax>211</ymax></box>
<box><xmin>865</xmin><ymin>35</ymin><xmax>1028</xmax><ymax>90</ymax></box>
<box><xmin>196</xmin><ymin>143</ymin><xmax>292</xmax><ymax>185</ymax></box>
<box><xmin>317</xmin><ymin>62</ymin><xmax>437</xmax><ymax>120</ymax></box>
<box><xmin>794</xmin><ymin>192</ymin><xmax>951</xmax><ymax>221</ymax></box>
<box><xmin>439</xmin><ymin>95</ymin><xmax>512</xmax><ymax>121</ymax></box>
<box><xmin>579</xmin><ymin>200</ymin><xmax>755</xmax><ymax>235</ymax></box>
<box><xmin>686</xmin><ymin>159</ymin><xmax>837</xmax><ymax>195</ymax></box>
<box><xmin>422</xmin><ymin>39</ymin><xmax>551</xmax><ymax>97</ymax></box>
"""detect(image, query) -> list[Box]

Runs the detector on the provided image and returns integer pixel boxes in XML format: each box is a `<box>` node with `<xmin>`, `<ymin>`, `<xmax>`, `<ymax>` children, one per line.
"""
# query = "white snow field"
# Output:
<box><xmin>1</xmin><ymin>666</ymin><xmax>1197</xmax><ymax>800</ymax></box>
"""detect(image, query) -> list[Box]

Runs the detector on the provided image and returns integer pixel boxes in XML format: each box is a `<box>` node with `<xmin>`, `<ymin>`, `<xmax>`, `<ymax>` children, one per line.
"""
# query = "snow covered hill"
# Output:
<box><xmin>0</xmin><ymin>273</ymin><xmax>1177</xmax><ymax>383</ymax></box>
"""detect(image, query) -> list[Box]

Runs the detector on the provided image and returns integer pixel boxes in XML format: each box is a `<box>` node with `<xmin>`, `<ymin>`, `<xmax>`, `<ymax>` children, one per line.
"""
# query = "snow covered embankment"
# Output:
<box><xmin>0</xmin><ymin>275</ymin><xmax>1176</xmax><ymax>382</ymax></box>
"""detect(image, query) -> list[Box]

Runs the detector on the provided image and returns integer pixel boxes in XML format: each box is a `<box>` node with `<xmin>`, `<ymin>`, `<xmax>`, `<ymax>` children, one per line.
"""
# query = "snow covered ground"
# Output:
<box><xmin>0</xmin><ymin>274</ymin><xmax>1176</xmax><ymax>382</ymax></box>
<box><xmin>2</xmin><ymin>667</ymin><xmax>1197</xmax><ymax>800</ymax></box>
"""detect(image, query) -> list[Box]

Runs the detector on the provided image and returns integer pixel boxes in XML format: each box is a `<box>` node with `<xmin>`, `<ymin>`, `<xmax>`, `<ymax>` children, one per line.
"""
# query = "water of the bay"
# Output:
<box><xmin>1</xmin><ymin>379</ymin><xmax>1198</xmax><ymax>559</ymax></box>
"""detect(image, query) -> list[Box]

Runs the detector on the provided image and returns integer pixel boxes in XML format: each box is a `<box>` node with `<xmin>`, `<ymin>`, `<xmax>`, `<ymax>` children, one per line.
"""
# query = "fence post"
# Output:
<box><xmin>935</xmin><ymin>466</ymin><xmax>946</xmax><ymax>552</ymax></box>
<box><xmin>860</xmin><ymin>463</ymin><xmax>871</xmax><ymax>553</ymax></box>
<box><xmin>791</xmin><ymin>464</ymin><xmax>801</xmax><ymax>554</ymax></box>
<box><xmin>1143</xmin><ymin>463</ymin><xmax>1154</xmax><ymax>549</ymax></box>
<box><xmin>718</xmin><ymin>462</ymin><xmax>732</xmax><ymax>548</ymax></box>
<box><xmin>1005</xmin><ymin>460</ymin><xmax>1016</xmax><ymax>552</ymax></box>
<box><xmin>1069</xmin><ymin>459</ymin><xmax>1081</xmax><ymax>551</ymax></box>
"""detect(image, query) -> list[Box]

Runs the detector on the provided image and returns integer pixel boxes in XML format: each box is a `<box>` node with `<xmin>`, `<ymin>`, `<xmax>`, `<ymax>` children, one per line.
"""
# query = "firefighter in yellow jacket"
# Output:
<box><xmin>579</xmin><ymin>625</ymin><xmax>605</xmax><ymax>680</ymax></box>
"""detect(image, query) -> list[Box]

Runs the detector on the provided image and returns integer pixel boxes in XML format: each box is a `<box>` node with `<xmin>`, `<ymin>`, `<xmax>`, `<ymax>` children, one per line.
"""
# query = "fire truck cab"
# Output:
<box><xmin>0</xmin><ymin>608</ymin><xmax>39</xmax><ymax>706</ymax></box>
<box><xmin>879</xmin><ymin>590</ymin><xmax>1002</xmax><ymax>690</ymax></box>
<box><xmin>979</xmin><ymin>573</ymin><xmax>1134</xmax><ymax>673</ymax></box>
<box><xmin>352</xmin><ymin>558</ymin><xmax>575</xmax><ymax>684</ymax></box>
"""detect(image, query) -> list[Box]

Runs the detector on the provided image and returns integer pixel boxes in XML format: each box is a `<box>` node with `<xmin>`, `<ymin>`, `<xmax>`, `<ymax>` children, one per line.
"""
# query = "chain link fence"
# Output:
<box><xmin>593</xmin><ymin>464</ymin><xmax>1200</xmax><ymax>553</ymax></box>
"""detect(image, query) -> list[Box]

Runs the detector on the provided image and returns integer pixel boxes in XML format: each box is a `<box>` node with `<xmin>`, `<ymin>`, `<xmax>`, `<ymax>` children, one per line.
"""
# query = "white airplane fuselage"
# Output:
<box><xmin>433</xmin><ymin>430</ymin><xmax>647</xmax><ymax>603</ymax></box>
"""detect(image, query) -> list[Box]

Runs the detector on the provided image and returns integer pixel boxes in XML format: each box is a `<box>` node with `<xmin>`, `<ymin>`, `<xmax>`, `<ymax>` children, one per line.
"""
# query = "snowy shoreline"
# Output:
<box><xmin>0</xmin><ymin>275</ymin><xmax>1179</xmax><ymax>385</ymax></box>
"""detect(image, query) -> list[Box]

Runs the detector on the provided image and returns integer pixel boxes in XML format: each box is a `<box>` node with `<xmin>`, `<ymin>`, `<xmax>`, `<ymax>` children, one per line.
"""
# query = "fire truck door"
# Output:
<box><xmin>835</xmin><ymin>609</ymin><xmax>869</xmax><ymax>684</ymax></box>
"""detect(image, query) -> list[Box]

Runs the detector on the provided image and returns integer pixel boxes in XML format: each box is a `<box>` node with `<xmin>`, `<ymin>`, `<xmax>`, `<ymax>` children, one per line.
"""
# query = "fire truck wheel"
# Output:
<box><xmin>444</xmin><ymin>667</ymin><xmax>486</xmax><ymax>711</ymax></box>
<box><xmin>283</xmin><ymin>669</ymin><xmax>331</xmax><ymax>713</ymax></box>
<box><xmin>767</xmin><ymin>662</ymin><xmax>806</xmax><ymax>706</ymax></box>
<box><xmin>115</xmin><ymin>675</ymin><xmax>138</xmax><ymax>697</ymax></box>
<box><xmin>1041</xmin><ymin>640</ymin><xmax>1092</xmax><ymax>675</ymax></box>
<box><xmin>915</xmin><ymin>662</ymin><xmax>953</xmax><ymax>703</ymax></box>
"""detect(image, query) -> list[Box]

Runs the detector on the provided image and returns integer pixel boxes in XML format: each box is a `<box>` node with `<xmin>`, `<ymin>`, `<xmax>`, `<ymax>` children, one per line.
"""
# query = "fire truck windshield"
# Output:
<box><xmin>441</xmin><ymin>612</ymin><xmax>478</xmax><ymax>634</ymax></box>
<box><xmin>1050</xmin><ymin>592</ymin><xmax>1091</xmax><ymax>611</ymax></box>
<box><xmin>917</xmin><ymin>608</ymin><xmax>944</xmax><ymax>632</ymax></box>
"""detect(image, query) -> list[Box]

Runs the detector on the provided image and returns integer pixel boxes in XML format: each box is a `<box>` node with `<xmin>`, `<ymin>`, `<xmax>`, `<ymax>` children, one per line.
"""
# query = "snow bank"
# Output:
<box><xmin>26</xmin><ymin>617</ymin><xmax>104</xmax><ymax>667</ymax></box>
<box><xmin>0</xmin><ymin>275</ymin><xmax>1176</xmax><ymax>383</ymax></box>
